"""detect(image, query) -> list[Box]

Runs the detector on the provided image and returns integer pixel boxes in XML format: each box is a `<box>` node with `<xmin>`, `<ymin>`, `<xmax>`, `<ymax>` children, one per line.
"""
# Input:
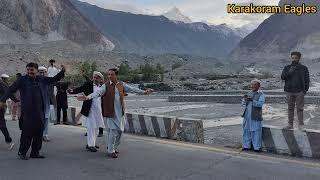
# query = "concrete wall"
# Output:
<box><xmin>168</xmin><ymin>95</ymin><xmax>320</xmax><ymax>104</ymax></box>
<box><xmin>262</xmin><ymin>125</ymin><xmax>320</xmax><ymax>158</ymax></box>
<box><xmin>124</xmin><ymin>113</ymin><xmax>204</xmax><ymax>143</ymax></box>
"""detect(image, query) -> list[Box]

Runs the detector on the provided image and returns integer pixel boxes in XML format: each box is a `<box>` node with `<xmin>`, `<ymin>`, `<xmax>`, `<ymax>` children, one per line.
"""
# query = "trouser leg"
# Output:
<box><xmin>114</xmin><ymin>130</ymin><xmax>122</xmax><ymax>152</ymax></box>
<box><xmin>287</xmin><ymin>93</ymin><xmax>296</xmax><ymax>126</ymax></box>
<box><xmin>62</xmin><ymin>108</ymin><xmax>67</xmax><ymax>123</ymax></box>
<box><xmin>107</xmin><ymin>129</ymin><xmax>120</xmax><ymax>154</ymax></box>
<box><xmin>1</xmin><ymin>128</ymin><xmax>12</xmax><ymax>143</ymax></box>
<box><xmin>56</xmin><ymin>106</ymin><xmax>61</xmax><ymax>123</ymax></box>
<box><xmin>0</xmin><ymin>108</ymin><xmax>12</xmax><ymax>143</ymax></box>
<box><xmin>43</xmin><ymin>118</ymin><xmax>49</xmax><ymax>136</ymax></box>
<box><xmin>87</xmin><ymin>128</ymin><xmax>98</xmax><ymax>147</ymax></box>
<box><xmin>251</xmin><ymin>129</ymin><xmax>262</xmax><ymax>150</ymax></box>
<box><xmin>19</xmin><ymin>130</ymin><xmax>32</xmax><ymax>156</ymax></box>
<box><xmin>30</xmin><ymin>128</ymin><xmax>43</xmax><ymax>156</ymax></box>
<box><xmin>296</xmin><ymin>92</ymin><xmax>305</xmax><ymax>125</ymax></box>
<box><xmin>242</xmin><ymin>129</ymin><xmax>252</xmax><ymax>149</ymax></box>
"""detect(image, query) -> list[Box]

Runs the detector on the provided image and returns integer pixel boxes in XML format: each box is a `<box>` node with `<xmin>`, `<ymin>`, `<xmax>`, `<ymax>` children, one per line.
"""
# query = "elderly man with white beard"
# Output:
<box><xmin>68</xmin><ymin>71</ymin><xmax>105</xmax><ymax>152</ymax></box>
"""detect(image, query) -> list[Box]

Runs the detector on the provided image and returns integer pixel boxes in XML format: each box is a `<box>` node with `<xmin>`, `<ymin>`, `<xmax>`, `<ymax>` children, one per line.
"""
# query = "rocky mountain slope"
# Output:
<box><xmin>70</xmin><ymin>0</ymin><xmax>241</xmax><ymax>58</ymax></box>
<box><xmin>229</xmin><ymin>0</ymin><xmax>320</xmax><ymax>61</ymax></box>
<box><xmin>0</xmin><ymin>0</ymin><xmax>114</xmax><ymax>50</ymax></box>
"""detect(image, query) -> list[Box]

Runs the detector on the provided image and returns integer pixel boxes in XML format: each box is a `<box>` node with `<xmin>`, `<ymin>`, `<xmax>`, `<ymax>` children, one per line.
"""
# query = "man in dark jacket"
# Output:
<box><xmin>0</xmin><ymin>63</ymin><xmax>65</xmax><ymax>160</ymax></box>
<box><xmin>54</xmin><ymin>81</ymin><xmax>70</xmax><ymax>125</ymax></box>
<box><xmin>281</xmin><ymin>51</ymin><xmax>310</xmax><ymax>130</ymax></box>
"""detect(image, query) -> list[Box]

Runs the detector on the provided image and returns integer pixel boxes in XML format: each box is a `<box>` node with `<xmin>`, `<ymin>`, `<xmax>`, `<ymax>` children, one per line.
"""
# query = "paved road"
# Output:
<box><xmin>1</xmin><ymin>120</ymin><xmax>320</xmax><ymax>180</ymax></box>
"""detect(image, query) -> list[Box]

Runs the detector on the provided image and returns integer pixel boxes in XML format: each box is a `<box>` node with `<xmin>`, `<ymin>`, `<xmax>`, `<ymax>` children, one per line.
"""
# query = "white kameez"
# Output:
<box><xmin>83</xmin><ymin>84</ymin><xmax>105</xmax><ymax>129</ymax></box>
<box><xmin>88</xmin><ymin>81</ymin><xmax>144</xmax><ymax>131</ymax></box>
<box><xmin>88</xmin><ymin>81</ymin><xmax>144</xmax><ymax>153</ymax></box>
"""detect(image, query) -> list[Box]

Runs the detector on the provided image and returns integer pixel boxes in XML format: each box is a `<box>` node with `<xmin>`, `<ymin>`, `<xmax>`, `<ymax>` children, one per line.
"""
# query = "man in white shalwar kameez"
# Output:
<box><xmin>78</xmin><ymin>68</ymin><xmax>152</xmax><ymax>158</ymax></box>
<box><xmin>69</xmin><ymin>71</ymin><xmax>105</xmax><ymax>152</ymax></box>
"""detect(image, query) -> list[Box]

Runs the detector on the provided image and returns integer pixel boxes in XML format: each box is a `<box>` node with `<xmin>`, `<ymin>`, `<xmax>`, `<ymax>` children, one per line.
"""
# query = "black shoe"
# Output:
<box><xmin>242</xmin><ymin>148</ymin><xmax>251</xmax><ymax>151</ymax></box>
<box><xmin>98</xmin><ymin>133</ymin><xmax>103</xmax><ymax>137</ymax></box>
<box><xmin>87</xmin><ymin>147</ymin><xmax>98</xmax><ymax>152</ymax></box>
<box><xmin>18</xmin><ymin>152</ymin><xmax>29</xmax><ymax>160</ymax></box>
<box><xmin>54</xmin><ymin>122</ymin><xmax>60</xmax><ymax>125</ymax></box>
<box><xmin>107</xmin><ymin>152</ymin><xmax>118</xmax><ymax>158</ymax></box>
<box><xmin>63</xmin><ymin>122</ymin><xmax>69</xmax><ymax>125</ymax></box>
<box><xmin>86</xmin><ymin>145</ymin><xmax>99</xmax><ymax>149</ymax></box>
<box><xmin>84</xmin><ymin>133</ymin><xmax>87</xmax><ymax>136</ymax></box>
<box><xmin>30</xmin><ymin>154</ymin><xmax>46</xmax><ymax>159</ymax></box>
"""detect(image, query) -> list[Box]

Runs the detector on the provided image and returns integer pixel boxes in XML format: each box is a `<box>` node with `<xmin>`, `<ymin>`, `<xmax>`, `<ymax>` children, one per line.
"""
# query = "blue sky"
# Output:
<box><xmin>79</xmin><ymin>0</ymin><xmax>280</xmax><ymax>27</ymax></box>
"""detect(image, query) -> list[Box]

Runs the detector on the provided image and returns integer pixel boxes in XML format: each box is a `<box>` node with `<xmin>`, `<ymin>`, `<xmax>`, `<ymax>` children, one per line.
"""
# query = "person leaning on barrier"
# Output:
<box><xmin>241</xmin><ymin>79</ymin><xmax>265</xmax><ymax>153</ymax></box>
<box><xmin>281</xmin><ymin>51</ymin><xmax>310</xmax><ymax>130</ymax></box>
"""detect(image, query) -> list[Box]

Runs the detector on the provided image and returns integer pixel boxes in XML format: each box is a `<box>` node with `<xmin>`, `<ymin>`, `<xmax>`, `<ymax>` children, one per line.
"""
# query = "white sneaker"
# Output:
<box><xmin>43</xmin><ymin>136</ymin><xmax>51</xmax><ymax>142</ymax></box>
<box><xmin>7</xmin><ymin>142</ymin><xmax>14</xmax><ymax>150</ymax></box>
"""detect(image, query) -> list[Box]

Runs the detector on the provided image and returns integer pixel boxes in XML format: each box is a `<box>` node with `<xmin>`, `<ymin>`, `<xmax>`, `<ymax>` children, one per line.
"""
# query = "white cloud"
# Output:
<box><xmin>78</xmin><ymin>0</ymin><xmax>280</xmax><ymax>27</ymax></box>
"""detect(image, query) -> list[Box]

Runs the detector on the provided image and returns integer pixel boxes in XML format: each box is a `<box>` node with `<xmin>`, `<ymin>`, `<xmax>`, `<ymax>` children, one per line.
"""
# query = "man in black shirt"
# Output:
<box><xmin>281</xmin><ymin>51</ymin><xmax>310</xmax><ymax>130</ymax></box>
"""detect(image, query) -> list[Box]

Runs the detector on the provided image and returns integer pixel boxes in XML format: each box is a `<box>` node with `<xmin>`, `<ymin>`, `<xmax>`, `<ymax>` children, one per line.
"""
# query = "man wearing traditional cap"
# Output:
<box><xmin>0</xmin><ymin>74</ymin><xmax>16</xmax><ymax>150</ymax></box>
<box><xmin>68</xmin><ymin>71</ymin><xmax>105</xmax><ymax>152</ymax></box>
<box><xmin>77</xmin><ymin>68</ymin><xmax>153</xmax><ymax>158</ymax></box>
<box><xmin>38</xmin><ymin>66</ymin><xmax>51</xmax><ymax>142</ymax></box>
<box><xmin>0</xmin><ymin>63</ymin><xmax>65</xmax><ymax>160</ymax></box>
<box><xmin>241</xmin><ymin>79</ymin><xmax>265</xmax><ymax>153</ymax></box>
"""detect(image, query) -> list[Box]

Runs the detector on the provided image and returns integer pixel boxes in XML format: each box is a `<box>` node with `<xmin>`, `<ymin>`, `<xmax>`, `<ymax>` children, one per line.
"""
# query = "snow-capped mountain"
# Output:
<box><xmin>163</xmin><ymin>7</ymin><xmax>192</xmax><ymax>23</ymax></box>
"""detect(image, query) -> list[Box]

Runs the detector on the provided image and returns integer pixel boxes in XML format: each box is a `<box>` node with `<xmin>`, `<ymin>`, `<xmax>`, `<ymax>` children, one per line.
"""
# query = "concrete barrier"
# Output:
<box><xmin>262</xmin><ymin>125</ymin><xmax>320</xmax><ymax>158</ymax></box>
<box><xmin>161</xmin><ymin>91</ymin><xmax>320</xmax><ymax>96</ymax></box>
<box><xmin>168</xmin><ymin>95</ymin><xmax>320</xmax><ymax>104</ymax></box>
<box><xmin>124</xmin><ymin>113</ymin><xmax>204</xmax><ymax>143</ymax></box>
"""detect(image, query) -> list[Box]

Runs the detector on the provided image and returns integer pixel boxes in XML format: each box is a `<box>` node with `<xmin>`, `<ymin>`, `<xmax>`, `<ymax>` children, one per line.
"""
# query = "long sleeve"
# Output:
<box><xmin>70</xmin><ymin>82</ymin><xmax>87</xmax><ymax>94</ymax></box>
<box><xmin>43</xmin><ymin>70</ymin><xmax>65</xmax><ymax>85</ymax></box>
<box><xmin>305</xmin><ymin>67</ymin><xmax>310</xmax><ymax>92</ymax></box>
<box><xmin>88</xmin><ymin>84</ymin><xmax>106</xmax><ymax>99</ymax></box>
<box><xmin>0</xmin><ymin>79</ymin><xmax>22</xmax><ymax>102</ymax></box>
<box><xmin>123</xmin><ymin>82</ymin><xmax>145</xmax><ymax>94</ymax></box>
<box><xmin>281</xmin><ymin>66</ymin><xmax>291</xmax><ymax>80</ymax></box>
<box><xmin>252</xmin><ymin>94</ymin><xmax>265</xmax><ymax>108</ymax></box>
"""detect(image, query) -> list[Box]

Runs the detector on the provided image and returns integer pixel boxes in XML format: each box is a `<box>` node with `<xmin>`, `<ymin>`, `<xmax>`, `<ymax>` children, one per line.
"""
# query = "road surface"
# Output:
<box><xmin>0</xmin><ymin>120</ymin><xmax>320</xmax><ymax>180</ymax></box>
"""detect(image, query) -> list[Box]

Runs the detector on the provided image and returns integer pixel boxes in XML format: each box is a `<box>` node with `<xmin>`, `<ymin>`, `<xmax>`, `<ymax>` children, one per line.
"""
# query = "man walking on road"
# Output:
<box><xmin>0</xmin><ymin>63</ymin><xmax>65</xmax><ymax>160</ymax></box>
<box><xmin>68</xmin><ymin>71</ymin><xmax>105</xmax><ymax>152</ymax></box>
<box><xmin>281</xmin><ymin>51</ymin><xmax>310</xmax><ymax>130</ymax></box>
<box><xmin>77</xmin><ymin>68</ymin><xmax>153</xmax><ymax>158</ymax></box>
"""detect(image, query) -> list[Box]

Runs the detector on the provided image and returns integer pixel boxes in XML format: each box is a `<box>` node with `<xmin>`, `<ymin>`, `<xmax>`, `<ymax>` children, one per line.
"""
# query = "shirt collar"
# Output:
<box><xmin>109</xmin><ymin>81</ymin><xmax>119</xmax><ymax>85</ymax></box>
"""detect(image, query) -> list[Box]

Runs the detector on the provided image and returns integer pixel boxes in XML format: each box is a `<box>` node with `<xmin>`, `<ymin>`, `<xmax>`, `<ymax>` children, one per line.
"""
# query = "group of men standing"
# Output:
<box><xmin>241</xmin><ymin>51</ymin><xmax>310</xmax><ymax>152</ymax></box>
<box><xmin>0</xmin><ymin>60</ymin><xmax>152</xmax><ymax>160</ymax></box>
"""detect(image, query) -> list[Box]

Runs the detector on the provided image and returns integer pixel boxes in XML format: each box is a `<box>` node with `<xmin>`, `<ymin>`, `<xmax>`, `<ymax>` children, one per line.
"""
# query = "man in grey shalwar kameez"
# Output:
<box><xmin>78</xmin><ymin>68</ymin><xmax>152</xmax><ymax>158</ymax></box>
